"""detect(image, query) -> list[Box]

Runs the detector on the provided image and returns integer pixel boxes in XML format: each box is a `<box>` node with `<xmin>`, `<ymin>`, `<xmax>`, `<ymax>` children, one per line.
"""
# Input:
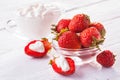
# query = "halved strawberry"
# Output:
<box><xmin>24</xmin><ymin>38</ymin><xmax>51</xmax><ymax>58</ymax></box>
<box><xmin>50</xmin><ymin>56</ymin><xmax>75</xmax><ymax>75</ymax></box>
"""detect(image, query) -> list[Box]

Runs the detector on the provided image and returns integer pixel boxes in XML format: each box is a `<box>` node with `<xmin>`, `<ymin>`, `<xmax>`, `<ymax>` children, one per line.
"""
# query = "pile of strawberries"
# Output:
<box><xmin>52</xmin><ymin>14</ymin><xmax>106</xmax><ymax>49</ymax></box>
<box><xmin>24</xmin><ymin>13</ymin><xmax>116</xmax><ymax>76</ymax></box>
<box><xmin>50</xmin><ymin>13</ymin><xmax>115</xmax><ymax>75</ymax></box>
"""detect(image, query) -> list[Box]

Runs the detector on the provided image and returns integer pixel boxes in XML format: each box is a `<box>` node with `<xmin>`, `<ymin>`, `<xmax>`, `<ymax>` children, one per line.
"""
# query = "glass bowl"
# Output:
<box><xmin>52</xmin><ymin>40</ymin><xmax>100</xmax><ymax>65</ymax></box>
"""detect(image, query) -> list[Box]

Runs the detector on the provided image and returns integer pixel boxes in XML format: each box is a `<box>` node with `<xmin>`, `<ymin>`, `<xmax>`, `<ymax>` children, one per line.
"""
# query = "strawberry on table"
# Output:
<box><xmin>96</xmin><ymin>50</ymin><xmax>115</xmax><ymax>67</ymax></box>
<box><xmin>90</xmin><ymin>22</ymin><xmax>106</xmax><ymax>38</ymax></box>
<box><xmin>24</xmin><ymin>38</ymin><xmax>51</xmax><ymax>58</ymax></box>
<box><xmin>55</xmin><ymin>19</ymin><xmax>71</xmax><ymax>33</ymax></box>
<box><xmin>58</xmin><ymin>31</ymin><xmax>81</xmax><ymax>49</ymax></box>
<box><xmin>68</xmin><ymin>14</ymin><xmax>90</xmax><ymax>33</ymax></box>
<box><xmin>80</xmin><ymin>27</ymin><xmax>103</xmax><ymax>48</ymax></box>
<box><xmin>50</xmin><ymin>56</ymin><xmax>75</xmax><ymax>75</ymax></box>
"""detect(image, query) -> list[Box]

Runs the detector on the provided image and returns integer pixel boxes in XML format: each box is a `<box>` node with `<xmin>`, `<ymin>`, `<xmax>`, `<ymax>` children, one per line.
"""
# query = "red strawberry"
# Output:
<box><xmin>56</xmin><ymin>19</ymin><xmax>71</xmax><ymax>33</ymax></box>
<box><xmin>80</xmin><ymin>27</ymin><xmax>103</xmax><ymax>48</ymax></box>
<box><xmin>50</xmin><ymin>56</ymin><xmax>75</xmax><ymax>75</ymax></box>
<box><xmin>90</xmin><ymin>22</ymin><xmax>106</xmax><ymax>38</ymax></box>
<box><xmin>24</xmin><ymin>38</ymin><xmax>51</xmax><ymax>58</ymax></box>
<box><xmin>96</xmin><ymin>50</ymin><xmax>115</xmax><ymax>67</ymax></box>
<box><xmin>58</xmin><ymin>31</ymin><xmax>81</xmax><ymax>49</ymax></box>
<box><xmin>68</xmin><ymin>14</ymin><xmax>90</xmax><ymax>33</ymax></box>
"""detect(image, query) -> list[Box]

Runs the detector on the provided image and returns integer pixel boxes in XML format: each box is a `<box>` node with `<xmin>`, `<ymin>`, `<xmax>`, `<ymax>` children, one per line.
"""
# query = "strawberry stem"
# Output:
<box><xmin>101</xmin><ymin>29</ymin><xmax>106</xmax><ymax>38</ymax></box>
<box><xmin>91</xmin><ymin>36</ymin><xmax>105</xmax><ymax>50</ymax></box>
<box><xmin>52</xmin><ymin>28</ymin><xmax>69</xmax><ymax>41</ymax></box>
<box><xmin>49</xmin><ymin>60</ymin><xmax>53</xmax><ymax>65</ymax></box>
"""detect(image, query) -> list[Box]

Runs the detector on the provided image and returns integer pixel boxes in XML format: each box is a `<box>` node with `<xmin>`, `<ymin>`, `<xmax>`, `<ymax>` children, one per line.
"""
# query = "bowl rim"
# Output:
<box><xmin>52</xmin><ymin>40</ymin><xmax>99</xmax><ymax>52</ymax></box>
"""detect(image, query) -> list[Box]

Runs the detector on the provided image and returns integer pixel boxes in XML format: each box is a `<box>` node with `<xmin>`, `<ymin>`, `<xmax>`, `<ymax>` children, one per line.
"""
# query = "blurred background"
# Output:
<box><xmin>0</xmin><ymin>0</ymin><xmax>120</xmax><ymax>80</ymax></box>
<box><xmin>0</xmin><ymin>0</ymin><xmax>120</xmax><ymax>55</ymax></box>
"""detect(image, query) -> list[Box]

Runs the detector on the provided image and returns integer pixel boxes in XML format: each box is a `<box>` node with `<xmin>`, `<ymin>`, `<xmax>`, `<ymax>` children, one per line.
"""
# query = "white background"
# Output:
<box><xmin>0</xmin><ymin>0</ymin><xmax>120</xmax><ymax>80</ymax></box>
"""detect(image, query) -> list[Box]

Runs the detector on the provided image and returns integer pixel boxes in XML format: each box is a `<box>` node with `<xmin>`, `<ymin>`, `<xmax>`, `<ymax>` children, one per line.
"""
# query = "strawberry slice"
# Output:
<box><xmin>24</xmin><ymin>38</ymin><xmax>51</xmax><ymax>58</ymax></box>
<box><xmin>50</xmin><ymin>56</ymin><xmax>75</xmax><ymax>75</ymax></box>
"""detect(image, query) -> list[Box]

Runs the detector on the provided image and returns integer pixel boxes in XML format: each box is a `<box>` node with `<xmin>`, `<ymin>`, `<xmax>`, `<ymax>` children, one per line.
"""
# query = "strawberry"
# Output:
<box><xmin>50</xmin><ymin>56</ymin><xmax>75</xmax><ymax>75</ymax></box>
<box><xmin>96</xmin><ymin>50</ymin><xmax>115</xmax><ymax>67</ymax></box>
<box><xmin>68</xmin><ymin>14</ymin><xmax>90</xmax><ymax>33</ymax></box>
<box><xmin>56</xmin><ymin>19</ymin><xmax>71</xmax><ymax>33</ymax></box>
<box><xmin>90</xmin><ymin>22</ymin><xmax>106</xmax><ymax>38</ymax></box>
<box><xmin>24</xmin><ymin>38</ymin><xmax>51</xmax><ymax>58</ymax></box>
<box><xmin>58</xmin><ymin>31</ymin><xmax>81</xmax><ymax>49</ymax></box>
<box><xmin>80</xmin><ymin>27</ymin><xmax>103</xmax><ymax>48</ymax></box>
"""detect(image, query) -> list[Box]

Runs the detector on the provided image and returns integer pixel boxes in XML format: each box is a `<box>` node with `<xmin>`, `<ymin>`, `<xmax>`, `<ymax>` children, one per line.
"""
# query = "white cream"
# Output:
<box><xmin>29</xmin><ymin>41</ymin><xmax>45</xmax><ymax>53</ymax></box>
<box><xmin>15</xmin><ymin>3</ymin><xmax>61</xmax><ymax>39</ymax></box>
<box><xmin>55</xmin><ymin>56</ymin><xmax>70</xmax><ymax>71</ymax></box>
<box><xmin>17</xmin><ymin>3</ymin><xmax>61</xmax><ymax>18</ymax></box>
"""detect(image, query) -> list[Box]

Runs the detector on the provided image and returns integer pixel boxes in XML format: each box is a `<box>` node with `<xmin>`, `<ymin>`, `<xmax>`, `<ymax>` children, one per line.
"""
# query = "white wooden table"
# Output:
<box><xmin>0</xmin><ymin>0</ymin><xmax>120</xmax><ymax>80</ymax></box>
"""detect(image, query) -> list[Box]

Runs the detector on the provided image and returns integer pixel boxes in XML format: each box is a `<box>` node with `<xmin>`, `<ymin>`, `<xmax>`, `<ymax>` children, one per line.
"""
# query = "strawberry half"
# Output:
<box><xmin>80</xmin><ymin>27</ymin><xmax>103</xmax><ymax>48</ymax></box>
<box><xmin>90</xmin><ymin>22</ymin><xmax>106</xmax><ymax>38</ymax></box>
<box><xmin>68</xmin><ymin>14</ymin><xmax>90</xmax><ymax>33</ymax></box>
<box><xmin>50</xmin><ymin>57</ymin><xmax>75</xmax><ymax>75</ymax></box>
<box><xmin>96</xmin><ymin>50</ymin><xmax>115</xmax><ymax>67</ymax></box>
<box><xmin>24</xmin><ymin>38</ymin><xmax>51</xmax><ymax>58</ymax></box>
<box><xmin>58</xmin><ymin>31</ymin><xmax>81</xmax><ymax>49</ymax></box>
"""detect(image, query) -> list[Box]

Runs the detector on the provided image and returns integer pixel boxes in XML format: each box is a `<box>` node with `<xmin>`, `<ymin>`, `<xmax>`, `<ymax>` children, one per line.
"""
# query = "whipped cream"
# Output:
<box><xmin>29</xmin><ymin>41</ymin><xmax>45</xmax><ymax>53</ymax></box>
<box><xmin>17</xmin><ymin>3</ymin><xmax>61</xmax><ymax>18</ymax></box>
<box><xmin>55</xmin><ymin>56</ymin><xmax>70</xmax><ymax>71</ymax></box>
<box><xmin>15</xmin><ymin>3</ymin><xmax>61</xmax><ymax>39</ymax></box>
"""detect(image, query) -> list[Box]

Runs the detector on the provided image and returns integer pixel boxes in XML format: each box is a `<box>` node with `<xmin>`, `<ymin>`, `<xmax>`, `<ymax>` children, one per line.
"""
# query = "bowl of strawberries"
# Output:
<box><xmin>51</xmin><ymin>13</ymin><xmax>106</xmax><ymax>65</ymax></box>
